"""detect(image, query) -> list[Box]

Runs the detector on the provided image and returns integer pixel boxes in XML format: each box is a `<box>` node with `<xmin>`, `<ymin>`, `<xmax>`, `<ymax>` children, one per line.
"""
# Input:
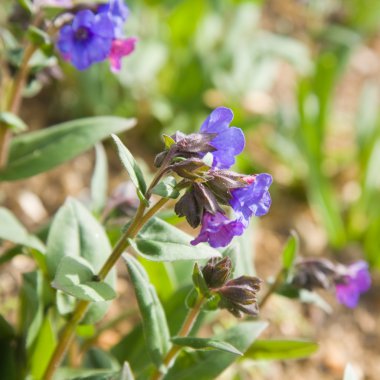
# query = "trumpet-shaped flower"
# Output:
<box><xmin>57</xmin><ymin>10</ymin><xmax>114</xmax><ymax>70</ymax></box>
<box><xmin>200</xmin><ymin>107</ymin><xmax>245</xmax><ymax>169</ymax></box>
<box><xmin>191</xmin><ymin>211</ymin><xmax>245</xmax><ymax>248</ymax></box>
<box><xmin>229</xmin><ymin>173</ymin><xmax>272</xmax><ymax>223</ymax></box>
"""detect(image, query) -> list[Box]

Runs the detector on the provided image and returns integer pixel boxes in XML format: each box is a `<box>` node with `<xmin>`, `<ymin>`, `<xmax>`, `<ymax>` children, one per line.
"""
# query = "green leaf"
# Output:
<box><xmin>124</xmin><ymin>255</ymin><xmax>171</xmax><ymax>369</ymax></box>
<box><xmin>244</xmin><ymin>339</ymin><xmax>318</xmax><ymax>360</ymax></box>
<box><xmin>0</xmin><ymin>116</ymin><xmax>135</xmax><ymax>181</ymax></box>
<box><xmin>18</xmin><ymin>0</ymin><xmax>34</xmax><ymax>13</ymax></box>
<box><xmin>129</xmin><ymin>217</ymin><xmax>220</xmax><ymax>262</ymax></box>
<box><xmin>111</xmin><ymin>134</ymin><xmax>147</xmax><ymax>204</ymax></box>
<box><xmin>152</xmin><ymin>176</ymin><xmax>180</xmax><ymax>199</ymax></box>
<box><xmin>162</xmin><ymin>134</ymin><xmax>176</xmax><ymax>148</ymax></box>
<box><xmin>91</xmin><ymin>144</ymin><xmax>108</xmax><ymax>214</ymax></box>
<box><xmin>0</xmin><ymin>207</ymin><xmax>45</xmax><ymax>252</ymax></box>
<box><xmin>46</xmin><ymin>198</ymin><xmax>116</xmax><ymax>322</ymax></box>
<box><xmin>29</xmin><ymin>311</ymin><xmax>57</xmax><ymax>380</ymax></box>
<box><xmin>163</xmin><ymin>321</ymin><xmax>268</xmax><ymax>380</ymax></box>
<box><xmin>282</xmin><ymin>231</ymin><xmax>299</xmax><ymax>277</ymax></box>
<box><xmin>27</xmin><ymin>26</ymin><xmax>51</xmax><ymax>47</ymax></box>
<box><xmin>53</xmin><ymin>256</ymin><xmax>116</xmax><ymax>302</ymax></box>
<box><xmin>0</xmin><ymin>112</ymin><xmax>27</xmax><ymax>133</ymax></box>
<box><xmin>171</xmin><ymin>337</ymin><xmax>243</xmax><ymax>356</ymax></box>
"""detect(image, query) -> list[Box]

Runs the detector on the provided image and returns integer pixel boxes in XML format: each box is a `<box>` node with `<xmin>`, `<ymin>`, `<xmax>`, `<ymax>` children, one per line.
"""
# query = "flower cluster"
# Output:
<box><xmin>155</xmin><ymin>107</ymin><xmax>272</xmax><ymax>248</ymax></box>
<box><xmin>200</xmin><ymin>257</ymin><xmax>262</xmax><ymax>317</ymax></box>
<box><xmin>57</xmin><ymin>0</ymin><xmax>136</xmax><ymax>71</ymax></box>
<box><xmin>292</xmin><ymin>259</ymin><xmax>371</xmax><ymax>308</ymax></box>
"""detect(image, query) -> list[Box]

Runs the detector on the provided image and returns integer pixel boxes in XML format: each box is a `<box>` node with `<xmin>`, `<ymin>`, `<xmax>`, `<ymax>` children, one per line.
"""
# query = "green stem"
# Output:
<box><xmin>259</xmin><ymin>269</ymin><xmax>284</xmax><ymax>309</ymax></box>
<box><xmin>150</xmin><ymin>297</ymin><xmax>205</xmax><ymax>380</ymax></box>
<box><xmin>42</xmin><ymin>197</ymin><xmax>170</xmax><ymax>380</ymax></box>
<box><xmin>0</xmin><ymin>43</ymin><xmax>37</xmax><ymax>168</ymax></box>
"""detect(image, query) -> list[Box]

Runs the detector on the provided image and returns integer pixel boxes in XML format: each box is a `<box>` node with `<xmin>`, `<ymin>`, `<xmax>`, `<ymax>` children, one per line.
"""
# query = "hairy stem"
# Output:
<box><xmin>42</xmin><ymin>197</ymin><xmax>170</xmax><ymax>380</ymax></box>
<box><xmin>150</xmin><ymin>297</ymin><xmax>205</xmax><ymax>380</ymax></box>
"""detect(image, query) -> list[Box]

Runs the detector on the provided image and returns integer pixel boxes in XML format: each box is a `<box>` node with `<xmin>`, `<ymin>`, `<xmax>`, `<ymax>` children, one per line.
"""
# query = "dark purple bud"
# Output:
<box><xmin>292</xmin><ymin>259</ymin><xmax>336</xmax><ymax>291</ymax></box>
<box><xmin>201</xmin><ymin>257</ymin><xmax>232</xmax><ymax>289</ymax></box>
<box><xmin>170</xmin><ymin>158</ymin><xmax>210</xmax><ymax>180</ymax></box>
<box><xmin>174</xmin><ymin>188</ymin><xmax>203</xmax><ymax>228</ymax></box>
<box><xmin>175</xmin><ymin>133</ymin><xmax>217</xmax><ymax>154</ymax></box>
<box><xmin>217</xmin><ymin>276</ymin><xmax>262</xmax><ymax>317</ymax></box>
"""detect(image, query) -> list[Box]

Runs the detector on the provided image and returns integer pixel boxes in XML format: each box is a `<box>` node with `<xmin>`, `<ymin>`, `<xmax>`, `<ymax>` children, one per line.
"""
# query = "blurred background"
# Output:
<box><xmin>2</xmin><ymin>0</ymin><xmax>380</xmax><ymax>379</ymax></box>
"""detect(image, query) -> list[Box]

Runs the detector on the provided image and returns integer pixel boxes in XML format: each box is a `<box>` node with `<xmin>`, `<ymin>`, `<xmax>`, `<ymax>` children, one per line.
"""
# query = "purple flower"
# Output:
<box><xmin>229</xmin><ymin>173</ymin><xmax>272</xmax><ymax>223</ymax></box>
<box><xmin>191</xmin><ymin>211</ymin><xmax>245</xmax><ymax>248</ymax></box>
<box><xmin>98</xmin><ymin>0</ymin><xmax>129</xmax><ymax>37</ymax></box>
<box><xmin>200</xmin><ymin>107</ymin><xmax>245</xmax><ymax>169</ymax></box>
<box><xmin>335</xmin><ymin>261</ymin><xmax>371</xmax><ymax>308</ymax></box>
<box><xmin>57</xmin><ymin>10</ymin><xmax>115</xmax><ymax>70</ymax></box>
<box><xmin>109</xmin><ymin>37</ymin><xmax>136</xmax><ymax>72</ymax></box>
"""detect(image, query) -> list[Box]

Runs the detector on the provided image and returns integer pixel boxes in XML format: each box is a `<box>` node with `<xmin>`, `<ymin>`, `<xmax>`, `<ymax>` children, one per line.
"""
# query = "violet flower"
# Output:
<box><xmin>335</xmin><ymin>261</ymin><xmax>371</xmax><ymax>308</ymax></box>
<box><xmin>57</xmin><ymin>10</ymin><xmax>114</xmax><ymax>70</ymax></box>
<box><xmin>200</xmin><ymin>107</ymin><xmax>245</xmax><ymax>169</ymax></box>
<box><xmin>229</xmin><ymin>173</ymin><xmax>272</xmax><ymax>224</ymax></box>
<box><xmin>98</xmin><ymin>0</ymin><xmax>129</xmax><ymax>38</ymax></box>
<box><xmin>191</xmin><ymin>211</ymin><xmax>245</xmax><ymax>248</ymax></box>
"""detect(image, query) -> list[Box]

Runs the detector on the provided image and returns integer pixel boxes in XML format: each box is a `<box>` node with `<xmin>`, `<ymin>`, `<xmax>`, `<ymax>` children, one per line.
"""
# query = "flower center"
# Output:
<box><xmin>75</xmin><ymin>27</ymin><xmax>90</xmax><ymax>41</ymax></box>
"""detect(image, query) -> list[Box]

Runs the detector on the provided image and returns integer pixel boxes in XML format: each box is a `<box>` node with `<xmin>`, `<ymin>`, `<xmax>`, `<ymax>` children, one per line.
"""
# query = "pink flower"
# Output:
<box><xmin>108</xmin><ymin>37</ymin><xmax>137</xmax><ymax>72</ymax></box>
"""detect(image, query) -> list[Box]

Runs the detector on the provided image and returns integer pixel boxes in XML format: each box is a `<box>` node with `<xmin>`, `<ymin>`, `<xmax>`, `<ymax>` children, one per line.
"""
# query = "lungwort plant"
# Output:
<box><xmin>0</xmin><ymin>1</ymin><xmax>371</xmax><ymax>380</ymax></box>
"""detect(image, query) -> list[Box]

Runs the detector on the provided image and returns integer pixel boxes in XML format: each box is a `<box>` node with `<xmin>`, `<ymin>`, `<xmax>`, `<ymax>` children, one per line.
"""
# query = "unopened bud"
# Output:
<box><xmin>201</xmin><ymin>257</ymin><xmax>232</xmax><ymax>289</ymax></box>
<box><xmin>217</xmin><ymin>276</ymin><xmax>262</xmax><ymax>318</ymax></box>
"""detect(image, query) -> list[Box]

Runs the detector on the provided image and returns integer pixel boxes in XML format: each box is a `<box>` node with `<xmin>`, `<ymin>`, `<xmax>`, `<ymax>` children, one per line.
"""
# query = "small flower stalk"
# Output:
<box><xmin>155</xmin><ymin>107</ymin><xmax>273</xmax><ymax>248</ymax></box>
<box><xmin>292</xmin><ymin>259</ymin><xmax>371</xmax><ymax>308</ymax></box>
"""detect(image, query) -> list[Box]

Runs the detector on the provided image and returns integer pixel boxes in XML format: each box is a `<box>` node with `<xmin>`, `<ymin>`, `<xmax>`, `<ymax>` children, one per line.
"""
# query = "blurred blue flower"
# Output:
<box><xmin>335</xmin><ymin>261</ymin><xmax>371</xmax><ymax>308</ymax></box>
<box><xmin>200</xmin><ymin>107</ymin><xmax>245</xmax><ymax>169</ymax></box>
<box><xmin>230</xmin><ymin>173</ymin><xmax>272</xmax><ymax>224</ymax></box>
<box><xmin>191</xmin><ymin>211</ymin><xmax>245</xmax><ymax>248</ymax></box>
<box><xmin>57</xmin><ymin>10</ymin><xmax>114</xmax><ymax>70</ymax></box>
<box><xmin>98</xmin><ymin>0</ymin><xmax>129</xmax><ymax>37</ymax></box>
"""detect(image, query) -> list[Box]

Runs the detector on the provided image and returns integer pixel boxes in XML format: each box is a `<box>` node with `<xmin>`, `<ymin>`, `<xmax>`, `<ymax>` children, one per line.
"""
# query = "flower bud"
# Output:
<box><xmin>201</xmin><ymin>257</ymin><xmax>232</xmax><ymax>289</ymax></box>
<box><xmin>217</xmin><ymin>276</ymin><xmax>262</xmax><ymax>317</ymax></box>
<box><xmin>291</xmin><ymin>259</ymin><xmax>336</xmax><ymax>291</ymax></box>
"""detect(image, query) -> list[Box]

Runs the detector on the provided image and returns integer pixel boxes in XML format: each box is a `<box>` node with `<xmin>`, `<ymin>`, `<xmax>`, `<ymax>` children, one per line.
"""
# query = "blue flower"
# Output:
<box><xmin>98</xmin><ymin>0</ymin><xmax>129</xmax><ymax>37</ymax></box>
<box><xmin>229</xmin><ymin>173</ymin><xmax>272</xmax><ymax>224</ymax></box>
<box><xmin>200</xmin><ymin>107</ymin><xmax>245</xmax><ymax>169</ymax></box>
<box><xmin>57</xmin><ymin>10</ymin><xmax>115</xmax><ymax>70</ymax></box>
<box><xmin>191</xmin><ymin>211</ymin><xmax>245</xmax><ymax>248</ymax></box>
<box><xmin>335</xmin><ymin>261</ymin><xmax>371</xmax><ymax>308</ymax></box>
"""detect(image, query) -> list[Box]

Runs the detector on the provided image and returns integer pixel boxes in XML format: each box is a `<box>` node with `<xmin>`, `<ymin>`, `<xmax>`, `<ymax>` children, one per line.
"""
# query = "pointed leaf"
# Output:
<box><xmin>111</xmin><ymin>134</ymin><xmax>147</xmax><ymax>204</ymax></box>
<box><xmin>91</xmin><ymin>144</ymin><xmax>108</xmax><ymax>214</ymax></box>
<box><xmin>282</xmin><ymin>231</ymin><xmax>299</xmax><ymax>277</ymax></box>
<box><xmin>0</xmin><ymin>117</ymin><xmax>135</xmax><ymax>180</ymax></box>
<box><xmin>124</xmin><ymin>255</ymin><xmax>171</xmax><ymax>369</ymax></box>
<box><xmin>163</xmin><ymin>321</ymin><xmax>268</xmax><ymax>380</ymax></box>
<box><xmin>129</xmin><ymin>217</ymin><xmax>221</xmax><ymax>262</ymax></box>
<box><xmin>46</xmin><ymin>198</ymin><xmax>116</xmax><ymax>322</ymax></box>
<box><xmin>0</xmin><ymin>207</ymin><xmax>45</xmax><ymax>252</ymax></box>
<box><xmin>0</xmin><ymin>112</ymin><xmax>27</xmax><ymax>133</ymax></box>
<box><xmin>244</xmin><ymin>339</ymin><xmax>318</xmax><ymax>360</ymax></box>
<box><xmin>53</xmin><ymin>256</ymin><xmax>116</xmax><ymax>302</ymax></box>
<box><xmin>171</xmin><ymin>337</ymin><xmax>243</xmax><ymax>356</ymax></box>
